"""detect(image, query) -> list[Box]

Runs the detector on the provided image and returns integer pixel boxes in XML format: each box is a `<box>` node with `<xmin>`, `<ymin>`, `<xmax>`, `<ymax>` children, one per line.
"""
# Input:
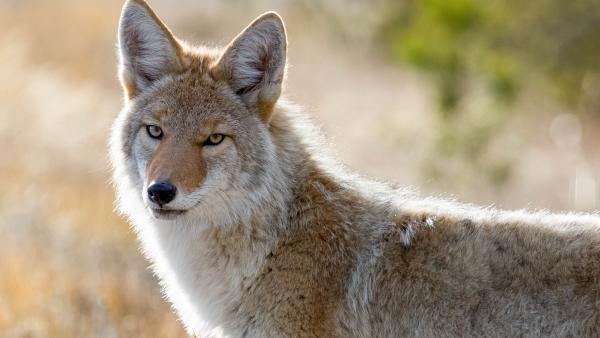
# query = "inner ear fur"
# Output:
<box><xmin>118</xmin><ymin>0</ymin><xmax>184</xmax><ymax>99</ymax></box>
<box><xmin>214</xmin><ymin>12</ymin><xmax>287</xmax><ymax>122</ymax></box>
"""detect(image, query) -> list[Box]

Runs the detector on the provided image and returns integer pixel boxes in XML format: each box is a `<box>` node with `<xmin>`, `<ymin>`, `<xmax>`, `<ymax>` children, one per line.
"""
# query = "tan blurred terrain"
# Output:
<box><xmin>0</xmin><ymin>0</ymin><xmax>598</xmax><ymax>337</ymax></box>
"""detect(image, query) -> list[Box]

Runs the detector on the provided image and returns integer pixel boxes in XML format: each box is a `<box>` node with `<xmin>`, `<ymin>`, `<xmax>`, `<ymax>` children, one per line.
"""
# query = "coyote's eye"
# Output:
<box><xmin>204</xmin><ymin>134</ymin><xmax>225</xmax><ymax>146</ymax></box>
<box><xmin>146</xmin><ymin>125</ymin><xmax>163</xmax><ymax>139</ymax></box>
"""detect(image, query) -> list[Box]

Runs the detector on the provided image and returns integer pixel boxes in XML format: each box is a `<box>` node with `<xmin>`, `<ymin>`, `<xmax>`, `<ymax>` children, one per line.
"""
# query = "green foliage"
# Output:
<box><xmin>382</xmin><ymin>0</ymin><xmax>600</xmax><ymax>107</ymax></box>
<box><xmin>379</xmin><ymin>0</ymin><xmax>600</xmax><ymax>184</ymax></box>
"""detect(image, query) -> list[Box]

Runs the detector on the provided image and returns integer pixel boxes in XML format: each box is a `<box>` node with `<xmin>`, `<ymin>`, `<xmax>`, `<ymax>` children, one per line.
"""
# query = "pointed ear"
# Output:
<box><xmin>118</xmin><ymin>0</ymin><xmax>183</xmax><ymax>99</ymax></box>
<box><xmin>215</xmin><ymin>12</ymin><xmax>287</xmax><ymax>121</ymax></box>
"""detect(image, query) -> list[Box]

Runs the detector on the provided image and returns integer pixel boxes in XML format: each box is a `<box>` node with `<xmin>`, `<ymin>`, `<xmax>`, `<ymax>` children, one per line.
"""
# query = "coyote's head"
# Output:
<box><xmin>111</xmin><ymin>0</ymin><xmax>288</xmax><ymax>223</ymax></box>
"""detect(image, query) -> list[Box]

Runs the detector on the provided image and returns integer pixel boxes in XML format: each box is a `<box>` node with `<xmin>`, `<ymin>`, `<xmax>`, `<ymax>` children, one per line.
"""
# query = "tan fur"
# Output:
<box><xmin>146</xmin><ymin>135</ymin><xmax>206</xmax><ymax>193</ymax></box>
<box><xmin>111</xmin><ymin>1</ymin><xmax>600</xmax><ymax>337</ymax></box>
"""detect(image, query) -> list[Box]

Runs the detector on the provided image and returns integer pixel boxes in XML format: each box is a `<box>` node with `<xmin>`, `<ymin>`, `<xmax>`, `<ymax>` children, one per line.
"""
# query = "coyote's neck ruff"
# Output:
<box><xmin>111</xmin><ymin>1</ymin><xmax>600</xmax><ymax>337</ymax></box>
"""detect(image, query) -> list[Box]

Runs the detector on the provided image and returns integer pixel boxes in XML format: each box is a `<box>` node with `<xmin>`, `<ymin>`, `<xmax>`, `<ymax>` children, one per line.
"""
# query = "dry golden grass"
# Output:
<box><xmin>0</xmin><ymin>169</ymin><xmax>186</xmax><ymax>337</ymax></box>
<box><xmin>0</xmin><ymin>1</ymin><xmax>598</xmax><ymax>337</ymax></box>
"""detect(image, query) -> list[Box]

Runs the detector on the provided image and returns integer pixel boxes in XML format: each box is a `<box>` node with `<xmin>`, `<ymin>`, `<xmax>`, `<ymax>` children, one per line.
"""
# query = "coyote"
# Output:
<box><xmin>110</xmin><ymin>0</ymin><xmax>600</xmax><ymax>336</ymax></box>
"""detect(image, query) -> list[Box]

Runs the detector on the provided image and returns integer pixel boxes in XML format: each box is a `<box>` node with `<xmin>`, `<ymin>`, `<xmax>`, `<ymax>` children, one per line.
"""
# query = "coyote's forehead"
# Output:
<box><xmin>135</xmin><ymin>66</ymin><xmax>247</xmax><ymax>132</ymax></box>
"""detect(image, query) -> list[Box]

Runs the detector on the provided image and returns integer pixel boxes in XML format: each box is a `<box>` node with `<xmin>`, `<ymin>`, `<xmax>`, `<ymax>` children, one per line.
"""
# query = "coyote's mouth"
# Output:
<box><xmin>149</xmin><ymin>208</ymin><xmax>188</xmax><ymax>220</ymax></box>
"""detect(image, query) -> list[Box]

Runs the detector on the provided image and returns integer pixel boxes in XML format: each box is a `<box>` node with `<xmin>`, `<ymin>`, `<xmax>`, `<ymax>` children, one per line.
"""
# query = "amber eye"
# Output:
<box><xmin>204</xmin><ymin>134</ymin><xmax>225</xmax><ymax>146</ymax></box>
<box><xmin>146</xmin><ymin>125</ymin><xmax>163</xmax><ymax>139</ymax></box>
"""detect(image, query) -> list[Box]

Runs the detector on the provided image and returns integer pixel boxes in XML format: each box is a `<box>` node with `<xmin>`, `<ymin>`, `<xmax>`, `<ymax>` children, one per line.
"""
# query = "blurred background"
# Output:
<box><xmin>1</xmin><ymin>0</ymin><xmax>598</xmax><ymax>337</ymax></box>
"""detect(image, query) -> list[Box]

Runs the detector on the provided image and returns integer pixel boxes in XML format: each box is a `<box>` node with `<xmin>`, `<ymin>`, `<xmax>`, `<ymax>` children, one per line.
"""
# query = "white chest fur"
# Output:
<box><xmin>134</xmin><ymin>214</ymin><xmax>265</xmax><ymax>336</ymax></box>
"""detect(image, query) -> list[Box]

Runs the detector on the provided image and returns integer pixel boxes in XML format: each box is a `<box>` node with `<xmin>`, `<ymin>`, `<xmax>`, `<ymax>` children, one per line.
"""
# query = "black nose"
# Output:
<box><xmin>147</xmin><ymin>182</ymin><xmax>177</xmax><ymax>206</ymax></box>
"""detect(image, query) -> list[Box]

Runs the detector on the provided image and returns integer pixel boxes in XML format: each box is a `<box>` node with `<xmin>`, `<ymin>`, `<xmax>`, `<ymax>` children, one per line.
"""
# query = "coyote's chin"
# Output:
<box><xmin>148</xmin><ymin>208</ymin><xmax>187</xmax><ymax>220</ymax></box>
<box><xmin>110</xmin><ymin>1</ymin><xmax>600</xmax><ymax>337</ymax></box>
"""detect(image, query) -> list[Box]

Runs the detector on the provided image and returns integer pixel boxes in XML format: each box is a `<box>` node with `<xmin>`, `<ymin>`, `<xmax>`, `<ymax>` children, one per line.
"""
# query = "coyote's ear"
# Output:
<box><xmin>215</xmin><ymin>12</ymin><xmax>287</xmax><ymax>121</ymax></box>
<box><xmin>118</xmin><ymin>0</ymin><xmax>182</xmax><ymax>99</ymax></box>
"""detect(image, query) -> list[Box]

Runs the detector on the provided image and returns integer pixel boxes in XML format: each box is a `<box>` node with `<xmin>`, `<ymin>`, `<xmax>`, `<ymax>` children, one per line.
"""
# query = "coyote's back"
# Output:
<box><xmin>110</xmin><ymin>1</ymin><xmax>600</xmax><ymax>337</ymax></box>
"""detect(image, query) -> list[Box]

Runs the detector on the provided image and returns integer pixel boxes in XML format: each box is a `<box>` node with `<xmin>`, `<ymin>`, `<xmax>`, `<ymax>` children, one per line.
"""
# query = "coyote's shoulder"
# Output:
<box><xmin>111</xmin><ymin>1</ymin><xmax>600</xmax><ymax>337</ymax></box>
<box><xmin>259</xmin><ymin>110</ymin><xmax>600</xmax><ymax>337</ymax></box>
